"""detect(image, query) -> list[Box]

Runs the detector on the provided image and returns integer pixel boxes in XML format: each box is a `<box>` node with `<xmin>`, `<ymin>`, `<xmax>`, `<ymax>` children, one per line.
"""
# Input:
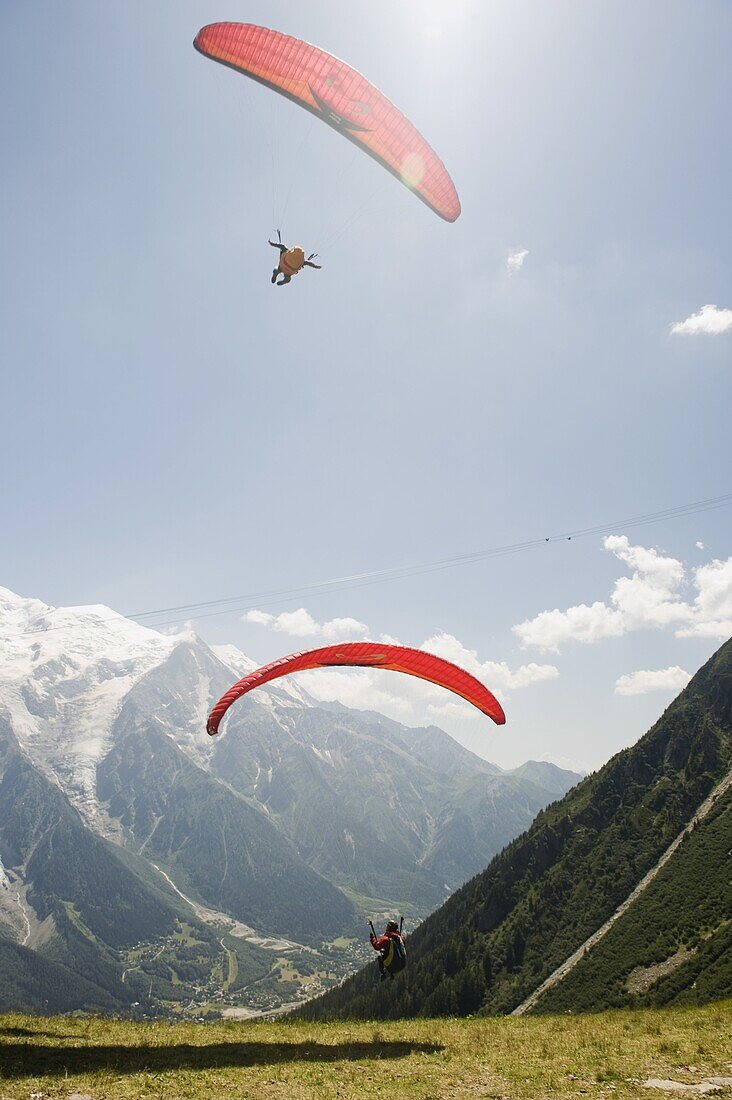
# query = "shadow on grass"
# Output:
<box><xmin>0</xmin><ymin>1026</ymin><xmax>84</xmax><ymax>1039</ymax></box>
<box><xmin>0</xmin><ymin>1038</ymin><xmax>443</xmax><ymax>1078</ymax></box>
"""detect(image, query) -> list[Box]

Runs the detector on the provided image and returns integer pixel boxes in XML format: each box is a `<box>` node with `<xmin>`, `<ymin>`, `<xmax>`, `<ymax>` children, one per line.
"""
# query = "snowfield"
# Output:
<box><xmin>0</xmin><ymin>586</ymin><xmax>313</xmax><ymax>831</ymax></box>
<box><xmin>0</xmin><ymin>586</ymin><xmax>193</xmax><ymax>824</ymax></box>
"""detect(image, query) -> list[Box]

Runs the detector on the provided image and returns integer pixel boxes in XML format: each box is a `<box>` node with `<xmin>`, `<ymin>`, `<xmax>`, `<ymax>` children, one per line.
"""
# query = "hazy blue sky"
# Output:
<box><xmin>3</xmin><ymin>1</ymin><xmax>731</xmax><ymax>770</ymax></box>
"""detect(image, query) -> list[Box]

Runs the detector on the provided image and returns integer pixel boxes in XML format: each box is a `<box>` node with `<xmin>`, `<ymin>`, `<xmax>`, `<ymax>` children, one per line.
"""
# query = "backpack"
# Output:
<box><xmin>385</xmin><ymin>933</ymin><xmax>407</xmax><ymax>974</ymax></box>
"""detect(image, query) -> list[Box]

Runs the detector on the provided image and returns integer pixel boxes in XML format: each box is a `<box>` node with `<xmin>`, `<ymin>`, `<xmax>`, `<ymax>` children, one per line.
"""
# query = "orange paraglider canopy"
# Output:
<box><xmin>194</xmin><ymin>22</ymin><xmax>461</xmax><ymax>222</ymax></box>
<box><xmin>207</xmin><ymin>641</ymin><xmax>505</xmax><ymax>735</ymax></box>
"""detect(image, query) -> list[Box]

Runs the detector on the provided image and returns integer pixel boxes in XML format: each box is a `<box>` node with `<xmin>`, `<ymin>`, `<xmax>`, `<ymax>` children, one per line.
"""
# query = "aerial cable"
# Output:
<box><xmin>128</xmin><ymin>490</ymin><xmax>732</xmax><ymax>622</ymax></box>
<box><xmin>10</xmin><ymin>491</ymin><xmax>732</xmax><ymax>637</ymax></box>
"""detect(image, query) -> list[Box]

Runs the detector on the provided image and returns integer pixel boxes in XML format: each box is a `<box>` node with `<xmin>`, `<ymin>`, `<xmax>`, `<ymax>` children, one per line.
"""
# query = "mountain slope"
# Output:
<box><xmin>98</xmin><ymin>674</ymin><xmax>362</xmax><ymax>942</ymax></box>
<box><xmin>0</xmin><ymin>713</ymin><xmax>178</xmax><ymax>1012</ymax></box>
<box><xmin>530</xmin><ymin>781</ymin><xmax>731</xmax><ymax>1013</ymax></box>
<box><xmin>0</xmin><ymin>939</ymin><xmax>120</xmax><ymax>1015</ymax></box>
<box><xmin>0</xmin><ymin>586</ymin><xmax>579</xmax><ymax>926</ymax></box>
<box><xmin>209</xmin><ymin>701</ymin><xmax>580</xmax><ymax>915</ymax></box>
<box><xmin>301</xmin><ymin>637</ymin><xmax>732</xmax><ymax>1019</ymax></box>
<box><xmin>0</xmin><ymin>707</ymin><xmax>283</xmax><ymax>1016</ymax></box>
<box><xmin>0</xmin><ymin>585</ymin><xmax>581</xmax><ymax>1015</ymax></box>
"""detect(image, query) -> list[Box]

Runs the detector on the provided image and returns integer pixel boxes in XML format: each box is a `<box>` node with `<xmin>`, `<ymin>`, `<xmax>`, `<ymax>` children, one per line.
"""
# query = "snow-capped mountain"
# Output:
<box><xmin>0</xmin><ymin>585</ymin><xmax>581</xmax><ymax>1016</ymax></box>
<box><xmin>0</xmin><ymin>586</ymin><xmax>308</xmax><ymax>833</ymax></box>
<box><xmin>0</xmin><ymin>587</ymin><xmax>185</xmax><ymax>829</ymax></box>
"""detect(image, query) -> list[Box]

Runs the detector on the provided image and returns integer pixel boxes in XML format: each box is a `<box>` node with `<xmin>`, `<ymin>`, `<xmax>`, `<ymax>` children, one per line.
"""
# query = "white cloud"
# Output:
<box><xmin>507</xmin><ymin>249</ymin><xmax>529</xmax><ymax>274</ymax></box>
<box><xmin>605</xmin><ymin>536</ymin><xmax>689</xmax><ymax>630</ymax></box>
<box><xmin>296</xmin><ymin>667</ymin><xmax>416</xmax><ymax>718</ymax></box>
<box><xmin>245</xmin><ymin>609</ymin><xmax>275</xmax><ymax>627</ymax></box>
<box><xmin>513</xmin><ymin>601</ymin><xmax>623</xmax><ymax>652</ymax></box>
<box><xmin>691</xmin><ymin>557</ymin><xmax>732</xmax><ymax>619</ymax></box>
<box><xmin>514</xmin><ymin>537</ymin><xmax>732</xmax><ymax>651</ymax></box>
<box><xmin>426</xmin><ymin>699</ymin><xmax>475</xmax><ymax>721</ymax></box>
<box><xmin>670</xmin><ymin>304</ymin><xmax>732</xmax><ymax>336</ymax></box>
<box><xmin>615</xmin><ymin>666</ymin><xmax>691</xmax><ymax>696</ymax></box>
<box><xmin>242</xmin><ymin>607</ymin><xmax>368</xmax><ymax>640</ymax></box>
<box><xmin>420</xmin><ymin>632</ymin><xmax>559</xmax><ymax>694</ymax></box>
<box><xmin>676</xmin><ymin>557</ymin><xmax>732</xmax><ymax>639</ymax></box>
<box><xmin>294</xmin><ymin>631</ymin><xmax>558</xmax><ymax>730</ymax></box>
<box><xmin>696</xmin><ymin>541</ymin><xmax>705</xmax><ymax>550</ymax></box>
<box><xmin>320</xmin><ymin>616</ymin><xmax>370</xmax><ymax>640</ymax></box>
<box><xmin>676</xmin><ymin>619</ymin><xmax>732</xmax><ymax>639</ymax></box>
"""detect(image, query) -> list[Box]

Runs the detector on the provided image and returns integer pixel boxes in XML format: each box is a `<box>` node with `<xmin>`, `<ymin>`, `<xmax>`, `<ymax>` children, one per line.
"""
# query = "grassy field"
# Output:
<box><xmin>0</xmin><ymin>1001</ymin><xmax>730</xmax><ymax>1100</ymax></box>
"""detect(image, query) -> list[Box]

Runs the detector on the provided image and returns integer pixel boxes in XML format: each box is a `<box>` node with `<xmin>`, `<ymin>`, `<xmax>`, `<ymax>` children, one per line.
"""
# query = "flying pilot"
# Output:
<box><xmin>268</xmin><ymin>229</ymin><xmax>321</xmax><ymax>286</ymax></box>
<box><xmin>369</xmin><ymin>918</ymin><xmax>407</xmax><ymax>982</ymax></box>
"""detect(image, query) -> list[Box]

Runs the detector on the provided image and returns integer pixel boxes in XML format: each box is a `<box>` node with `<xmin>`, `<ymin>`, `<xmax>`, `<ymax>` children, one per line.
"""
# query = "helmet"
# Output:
<box><xmin>386</xmin><ymin>919</ymin><xmax>399</xmax><ymax>933</ymax></box>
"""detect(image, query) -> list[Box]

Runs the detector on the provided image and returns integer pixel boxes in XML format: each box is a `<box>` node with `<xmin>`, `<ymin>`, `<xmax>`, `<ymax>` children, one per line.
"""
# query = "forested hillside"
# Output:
<box><xmin>533</xmin><ymin>788</ymin><xmax>730</xmax><ymax>1012</ymax></box>
<box><xmin>301</xmin><ymin>638</ymin><xmax>732</xmax><ymax>1019</ymax></box>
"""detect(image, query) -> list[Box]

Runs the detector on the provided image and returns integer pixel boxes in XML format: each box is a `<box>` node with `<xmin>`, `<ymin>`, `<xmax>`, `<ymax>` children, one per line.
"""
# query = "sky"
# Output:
<box><xmin>2</xmin><ymin>0</ymin><xmax>731</xmax><ymax>772</ymax></box>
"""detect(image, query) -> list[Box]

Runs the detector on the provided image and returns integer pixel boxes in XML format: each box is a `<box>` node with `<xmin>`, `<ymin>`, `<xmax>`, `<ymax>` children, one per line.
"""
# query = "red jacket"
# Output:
<box><xmin>370</xmin><ymin>930</ymin><xmax>402</xmax><ymax>954</ymax></box>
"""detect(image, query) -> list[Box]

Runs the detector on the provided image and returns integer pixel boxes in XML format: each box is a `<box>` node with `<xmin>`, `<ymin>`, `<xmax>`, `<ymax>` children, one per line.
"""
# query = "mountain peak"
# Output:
<box><xmin>0</xmin><ymin>586</ymin><xmax>194</xmax><ymax>825</ymax></box>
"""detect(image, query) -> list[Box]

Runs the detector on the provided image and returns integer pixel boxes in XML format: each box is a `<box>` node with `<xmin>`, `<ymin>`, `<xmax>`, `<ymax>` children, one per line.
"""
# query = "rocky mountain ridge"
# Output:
<box><xmin>0</xmin><ymin>586</ymin><xmax>581</xmax><ymax>1015</ymax></box>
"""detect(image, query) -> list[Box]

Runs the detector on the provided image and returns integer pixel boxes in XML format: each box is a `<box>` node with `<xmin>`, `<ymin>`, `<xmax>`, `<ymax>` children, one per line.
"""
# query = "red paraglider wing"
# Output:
<box><xmin>207</xmin><ymin>641</ymin><xmax>505</xmax><ymax>735</ymax></box>
<box><xmin>193</xmin><ymin>22</ymin><xmax>461</xmax><ymax>222</ymax></box>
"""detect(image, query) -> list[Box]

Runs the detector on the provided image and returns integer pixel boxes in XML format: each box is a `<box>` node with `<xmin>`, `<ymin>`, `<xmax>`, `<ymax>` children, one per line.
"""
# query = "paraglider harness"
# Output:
<box><xmin>268</xmin><ymin>229</ymin><xmax>321</xmax><ymax>286</ymax></box>
<box><xmin>369</xmin><ymin>917</ymin><xmax>407</xmax><ymax>981</ymax></box>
